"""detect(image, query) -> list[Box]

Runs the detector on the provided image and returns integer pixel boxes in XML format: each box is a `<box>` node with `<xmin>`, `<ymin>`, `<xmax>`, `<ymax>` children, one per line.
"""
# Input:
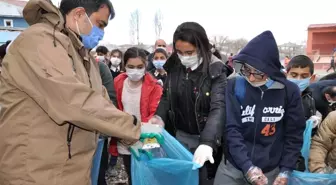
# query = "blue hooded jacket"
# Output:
<box><xmin>226</xmin><ymin>31</ymin><xmax>306</xmax><ymax>174</ymax></box>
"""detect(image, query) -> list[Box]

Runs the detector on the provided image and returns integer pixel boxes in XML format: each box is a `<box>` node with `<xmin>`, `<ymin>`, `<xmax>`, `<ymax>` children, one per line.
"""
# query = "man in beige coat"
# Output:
<box><xmin>309</xmin><ymin>111</ymin><xmax>336</xmax><ymax>173</ymax></box>
<box><xmin>0</xmin><ymin>0</ymin><xmax>143</xmax><ymax>184</ymax></box>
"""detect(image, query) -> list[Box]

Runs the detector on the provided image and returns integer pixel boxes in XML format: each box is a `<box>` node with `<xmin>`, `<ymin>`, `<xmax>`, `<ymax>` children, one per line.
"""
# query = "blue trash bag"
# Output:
<box><xmin>91</xmin><ymin>138</ymin><xmax>104</xmax><ymax>185</ymax></box>
<box><xmin>131</xmin><ymin>129</ymin><xmax>199</xmax><ymax>185</ymax></box>
<box><xmin>288</xmin><ymin>120</ymin><xmax>336</xmax><ymax>185</ymax></box>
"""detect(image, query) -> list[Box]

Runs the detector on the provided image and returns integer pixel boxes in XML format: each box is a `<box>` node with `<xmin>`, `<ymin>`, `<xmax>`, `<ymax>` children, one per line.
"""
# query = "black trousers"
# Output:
<box><xmin>98</xmin><ymin>139</ymin><xmax>109</xmax><ymax>185</ymax></box>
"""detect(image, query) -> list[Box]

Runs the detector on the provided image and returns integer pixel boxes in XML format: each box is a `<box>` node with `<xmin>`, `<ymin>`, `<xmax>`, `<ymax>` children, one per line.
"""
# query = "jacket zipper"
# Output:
<box><xmin>185</xmin><ymin>71</ymin><xmax>193</xmax><ymax>132</ymax></box>
<box><xmin>251</xmin><ymin>88</ymin><xmax>264</xmax><ymax>160</ymax></box>
<box><xmin>194</xmin><ymin>75</ymin><xmax>206</xmax><ymax>134</ymax></box>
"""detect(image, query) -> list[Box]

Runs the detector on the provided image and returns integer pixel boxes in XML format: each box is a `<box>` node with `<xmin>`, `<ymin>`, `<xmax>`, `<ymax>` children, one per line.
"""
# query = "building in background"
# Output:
<box><xmin>306</xmin><ymin>23</ymin><xmax>336</xmax><ymax>71</ymax></box>
<box><xmin>0</xmin><ymin>0</ymin><xmax>28</xmax><ymax>45</ymax></box>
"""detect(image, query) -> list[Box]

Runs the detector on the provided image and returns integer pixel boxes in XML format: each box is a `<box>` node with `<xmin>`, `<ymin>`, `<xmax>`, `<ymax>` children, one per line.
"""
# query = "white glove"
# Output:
<box><xmin>309</xmin><ymin>115</ymin><xmax>322</xmax><ymax>128</ymax></box>
<box><xmin>192</xmin><ymin>144</ymin><xmax>214</xmax><ymax>169</ymax></box>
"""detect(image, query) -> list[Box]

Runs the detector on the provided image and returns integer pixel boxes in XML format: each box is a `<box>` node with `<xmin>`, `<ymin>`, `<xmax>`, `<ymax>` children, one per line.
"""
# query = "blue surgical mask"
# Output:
<box><xmin>288</xmin><ymin>78</ymin><xmax>310</xmax><ymax>92</ymax></box>
<box><xmin>76</xmin><ymin>13</ymin><xmax>104</xmax><ymax>49</ymax></box>
<box><xmin>153</xmin><ymin>60</ymin><xmax>166</xmax><ymax>69</ymax></box>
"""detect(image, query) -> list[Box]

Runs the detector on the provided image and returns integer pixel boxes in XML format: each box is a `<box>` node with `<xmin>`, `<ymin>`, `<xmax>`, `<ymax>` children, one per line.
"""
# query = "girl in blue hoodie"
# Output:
<box><xmin>214</xmin><ymin>31</ymin><xmax>306</xmax><ymax>185</ymax></box>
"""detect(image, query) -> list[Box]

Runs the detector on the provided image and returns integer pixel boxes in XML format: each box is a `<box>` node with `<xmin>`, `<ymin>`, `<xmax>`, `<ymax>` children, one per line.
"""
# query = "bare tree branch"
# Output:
<box><xmin>129</xmin><ymin>9</ymin><xmax>140</xmax><ymax>45</ymax></box>
<box><xmin>153</xmin><ymin>10</ymin><xmax>163</xmax><ymax>39</ymax></box>
<box><xmin>211</xmin><ymin>36</ymin><xmax>229</xmax><ymax>52</ymax></box>
<box><xmin>211</xmin><ymin>36</ymin><xmax>248</xmax><ymax>55</ymax></box>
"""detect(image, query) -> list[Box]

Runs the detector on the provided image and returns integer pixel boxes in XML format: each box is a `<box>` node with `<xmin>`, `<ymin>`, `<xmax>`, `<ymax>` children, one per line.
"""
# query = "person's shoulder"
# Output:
<box><xmin>284</xmin><ymin>80</ymin><xmax>300</xmax><ymax>93</ymax></box>
<box><xmin>98</xmin><ymin>61</ymin><xmax>112</xmax><ymax>75</ymax></box>
<box><xmin>114</xmin><ymin>72</ymin><xmax>127</xmax><ymax>84</ymax></box>
<box><xmin>208</xmin><ymin>55</ymin><xmax>227</xmax><ymax>77</ymax></box>
<box><xmin>98</xmin><ymin>61</ymin><xmax>108</xmax><ymax>69</ymax></box>
<box><xmin>15</xmin><ymin>23</ymin><xmax>70</xmax><ymax>53</ymax></box>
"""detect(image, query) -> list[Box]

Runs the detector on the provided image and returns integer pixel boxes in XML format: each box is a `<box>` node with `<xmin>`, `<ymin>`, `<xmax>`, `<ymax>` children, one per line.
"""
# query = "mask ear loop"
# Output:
<box><xmin>85</xmin><ymin>13</ymin><xmax>94</xmax><ymax>28</ymax></box>
<box><xmin>75</xmin><ymin>11</ymin><xmax>94</xmax><ymax>36</ymax></box>
<box><xmin>75</xmin><ymin>21</ymin><xmax>81</xmax><ymax>35</ymax></box>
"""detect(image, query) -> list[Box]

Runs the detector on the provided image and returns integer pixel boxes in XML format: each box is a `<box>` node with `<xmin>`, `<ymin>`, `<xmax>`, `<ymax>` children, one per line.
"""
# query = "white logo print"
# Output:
<box><xmin>262</xmin><ymin>106</ymin><xmax>285</xmax><ymax>122</ymax></box>
<box><xmin>241</xmin><ymin>105</ymin><xmax>256</xmax><ymax>123</ymax></box>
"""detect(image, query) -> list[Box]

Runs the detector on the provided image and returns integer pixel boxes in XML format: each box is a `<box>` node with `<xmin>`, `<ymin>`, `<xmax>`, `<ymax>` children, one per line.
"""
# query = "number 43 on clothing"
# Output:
<box><xmin>261</xmin><ymin>124</ymin><xmax>276</xmax><ymax>136</ymax></box>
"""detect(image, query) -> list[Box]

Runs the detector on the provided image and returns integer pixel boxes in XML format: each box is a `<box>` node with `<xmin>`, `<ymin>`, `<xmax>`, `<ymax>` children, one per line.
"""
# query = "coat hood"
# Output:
<box><xmin>233</xmin><ymin>31</ymin><xmax>286</xmax><ymax>83</ymax></box>
<box><xmin>23</xmin><ymin>0</ymin><xmax>64</xmax><ymax>30</ymax></box>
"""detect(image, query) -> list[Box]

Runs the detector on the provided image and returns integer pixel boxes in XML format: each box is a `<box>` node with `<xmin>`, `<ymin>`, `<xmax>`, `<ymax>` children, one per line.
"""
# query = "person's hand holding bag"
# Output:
<box><xmin>272</xmin><ymin>171</ymin><xmax>290</xmax><ymax>185</ymax></box>
<box><xmin>245</xmin><ymin>166</ymin><xmax>268</xmax><ymax>185</ymax></box>
<box><xmin>192</xmin><ymin>144</ymin><xmax>214</xmax><ymax>170</ymax></box>
<box><xmin>129</xmin><ymin>122</ymin><xmax>164</xmax><ymax>160</ymax></box>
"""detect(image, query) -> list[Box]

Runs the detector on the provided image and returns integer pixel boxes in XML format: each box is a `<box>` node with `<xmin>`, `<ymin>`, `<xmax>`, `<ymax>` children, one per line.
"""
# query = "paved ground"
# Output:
<box><xmin>106</xmin><ymin>157</ymin><xmax>129</xmax><ymax>185</ymax></box>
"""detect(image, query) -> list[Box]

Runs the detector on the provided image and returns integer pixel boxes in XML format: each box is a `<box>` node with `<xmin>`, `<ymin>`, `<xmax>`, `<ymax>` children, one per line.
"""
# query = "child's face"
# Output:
<box><xmin>287</xmin><ymin>66</ymin><xmax>315</xmax><ymax>84</ymax></box>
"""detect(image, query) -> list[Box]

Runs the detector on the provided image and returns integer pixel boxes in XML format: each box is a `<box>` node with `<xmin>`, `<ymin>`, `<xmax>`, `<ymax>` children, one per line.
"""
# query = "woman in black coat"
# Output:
<box><xmin>150</xmin><ymin>22</ymin><xmax>231</xmax><ymax>185</ymax></box>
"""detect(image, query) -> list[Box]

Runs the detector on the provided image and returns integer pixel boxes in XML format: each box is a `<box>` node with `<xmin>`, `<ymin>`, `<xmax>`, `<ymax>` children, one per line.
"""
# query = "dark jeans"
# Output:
<box><xmin>122</xmin><ymin>155</ymin><xmax>132</xmax><ymax>185</ymax></box>
<box><xmin>98</xmin><ymin>138</ymin><xmax>109</xmax><ymax>185</ymax></box>
<box><xmin>214</xmin><ymin>158</ymin><xmax>279</xmax><ymax>185</ymax></box>
<box><xmin>176</xmin><ymin>130</ymin><xmax>215</xmax><ymax>185</ymax></box>
<box><xmin>109</xmin><ymin>155</ymin><xmax>118</xmax><ymax>167</ymax></box>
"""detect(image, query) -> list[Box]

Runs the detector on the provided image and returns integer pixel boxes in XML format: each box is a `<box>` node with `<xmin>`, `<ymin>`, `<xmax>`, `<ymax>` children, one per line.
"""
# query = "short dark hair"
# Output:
<box><xmin>323</xmin><ymin>86</ymin><xmax>336</xmax><ymax>97</ymax></box>
<box><xmin>173</xmin><ymin>22</ymin><xmax>211</xmax><ymax>73</ymax></box>
<box><xmin>0</xmin><ymin>40</ymin><xmax>11</xmax><ymax>59</ymax></box>
<box><xmin>320</xmin><ymin>73</ymin><xmax>336</xmax><ymax>81</ymax></box>
<box><xmin>154</xmin><ymin>48</ymin><xmax>168</xmax><ymax>58</ymax></box>
<box><xmin>59</xmin><ymin>0</ymin><xmax>115</xmax><ymax>19</ymax></box>
<box><xmin>96</xmin><ymin>46</ymin><xmax>108</xmax><ymax>55</ymax></box>
<box><xmin>286</xmin><ymin>55</ymin><xmax>314</xmax><ymax>75</ymax></box>
<box><xmin>123</xmin><ymin>47</ymin><xmax>147</xmax><ymax>68</ymax></box>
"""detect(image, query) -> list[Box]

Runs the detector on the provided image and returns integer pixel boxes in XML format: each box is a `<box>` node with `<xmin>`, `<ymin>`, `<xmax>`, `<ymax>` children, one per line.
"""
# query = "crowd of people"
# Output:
<box><xmin>2</xmin><ymin>0</ymin><xmax>336</xmax><ymax>185</ymax></box>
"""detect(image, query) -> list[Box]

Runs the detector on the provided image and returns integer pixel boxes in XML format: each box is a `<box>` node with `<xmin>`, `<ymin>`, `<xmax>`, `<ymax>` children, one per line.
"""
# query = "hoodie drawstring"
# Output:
<box><xmin>53</xmin><ymin>21</ymin><xmax>60</xmax><ymax>47</ymax></box>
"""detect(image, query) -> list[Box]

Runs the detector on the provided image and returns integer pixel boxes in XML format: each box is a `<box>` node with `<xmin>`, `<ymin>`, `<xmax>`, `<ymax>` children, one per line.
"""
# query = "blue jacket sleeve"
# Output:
<box><xmin>226</xmin><ymin>79</ymin><xmax>253</xmax><ymax>174</ymax></box>
<box><xmin>280</xmin><ymin>85</ymin><xmax>306</xmax><ymax>172</ymax></box>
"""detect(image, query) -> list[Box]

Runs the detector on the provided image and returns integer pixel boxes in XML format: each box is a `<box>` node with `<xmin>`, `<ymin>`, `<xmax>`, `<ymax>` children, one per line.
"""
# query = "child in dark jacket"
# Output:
<box><xmin>214</xmin><ymin>31</ymin><xmax>306</xmax><ymax>185</ymax></box>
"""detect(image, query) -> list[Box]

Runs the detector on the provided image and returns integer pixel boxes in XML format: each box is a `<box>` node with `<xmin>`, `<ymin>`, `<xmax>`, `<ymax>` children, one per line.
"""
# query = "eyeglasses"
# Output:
<box><xmin>157</xmin><ymin>45</ymin><xmax>166</xmax><ymax>47</ymax></box>
<box><xmin>240</xmin><ymin>64</ymin><xmax>265</xmax><ymax>80</ymax></box>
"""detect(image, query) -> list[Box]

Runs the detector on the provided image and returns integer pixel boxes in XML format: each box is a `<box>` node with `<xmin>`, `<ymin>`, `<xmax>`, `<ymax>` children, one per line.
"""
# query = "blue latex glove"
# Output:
<box><xmin>131</xmin><ymin>124</ymin><xmax>164</xmax><ymax>160</ymax></box>
<box><xmin>129</xmin><ymin>141</ymin><xmax>144</xmax><ymax>160</ymax></box>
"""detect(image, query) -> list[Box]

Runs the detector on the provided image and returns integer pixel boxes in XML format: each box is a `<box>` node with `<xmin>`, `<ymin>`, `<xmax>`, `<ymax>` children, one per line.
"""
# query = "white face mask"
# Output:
<box><xmin>96</xmin><ymin>55</ymin><xmax>105</xmax><ymax>62</ymax></box>
<box><xmin>110</xmin><ymin>57</ymin><xmax>121</xmax><ymax>66</ymax></box>
<box><xmin>244</xmin><ymin>76</ymin><xmax>267</xmax><ymax>87</ymax></box>
<box><xmin>126</xmin><ymin>67</ymin><xmax>145</xmax><ymax>82</ymax></box>
<box><xmin>329</xmin><ymin>100</ymin><xmax>336</xmax><ymax>106</ymax></box>
<box><xmin>177</xmin><ymin>54</ymin><xmax>200</xmax><ymax>69</ymax></box>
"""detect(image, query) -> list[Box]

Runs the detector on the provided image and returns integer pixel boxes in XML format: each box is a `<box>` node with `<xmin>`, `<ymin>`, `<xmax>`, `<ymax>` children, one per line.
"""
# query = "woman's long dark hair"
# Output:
<box><xmin>110</xmin><ymin>49</ymin><xmax>124</xmax><ymax>69</ymax></box>
<box><xmin>173</xmin><ymin>22</ymin><xmax>212</xmax><ymax>73</ymax></box>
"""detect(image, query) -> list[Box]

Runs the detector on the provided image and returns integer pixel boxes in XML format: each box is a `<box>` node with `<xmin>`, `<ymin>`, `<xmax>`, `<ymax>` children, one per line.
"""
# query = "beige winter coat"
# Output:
<box><xmin>0</xmin><ymin>0</ymin><xmax>140</xmax><ymax>184</ymax></box>
<box><xmin>309</xmin><ymin>111</ymin><xmax>336</xmax><ymax>172</ymax></box>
